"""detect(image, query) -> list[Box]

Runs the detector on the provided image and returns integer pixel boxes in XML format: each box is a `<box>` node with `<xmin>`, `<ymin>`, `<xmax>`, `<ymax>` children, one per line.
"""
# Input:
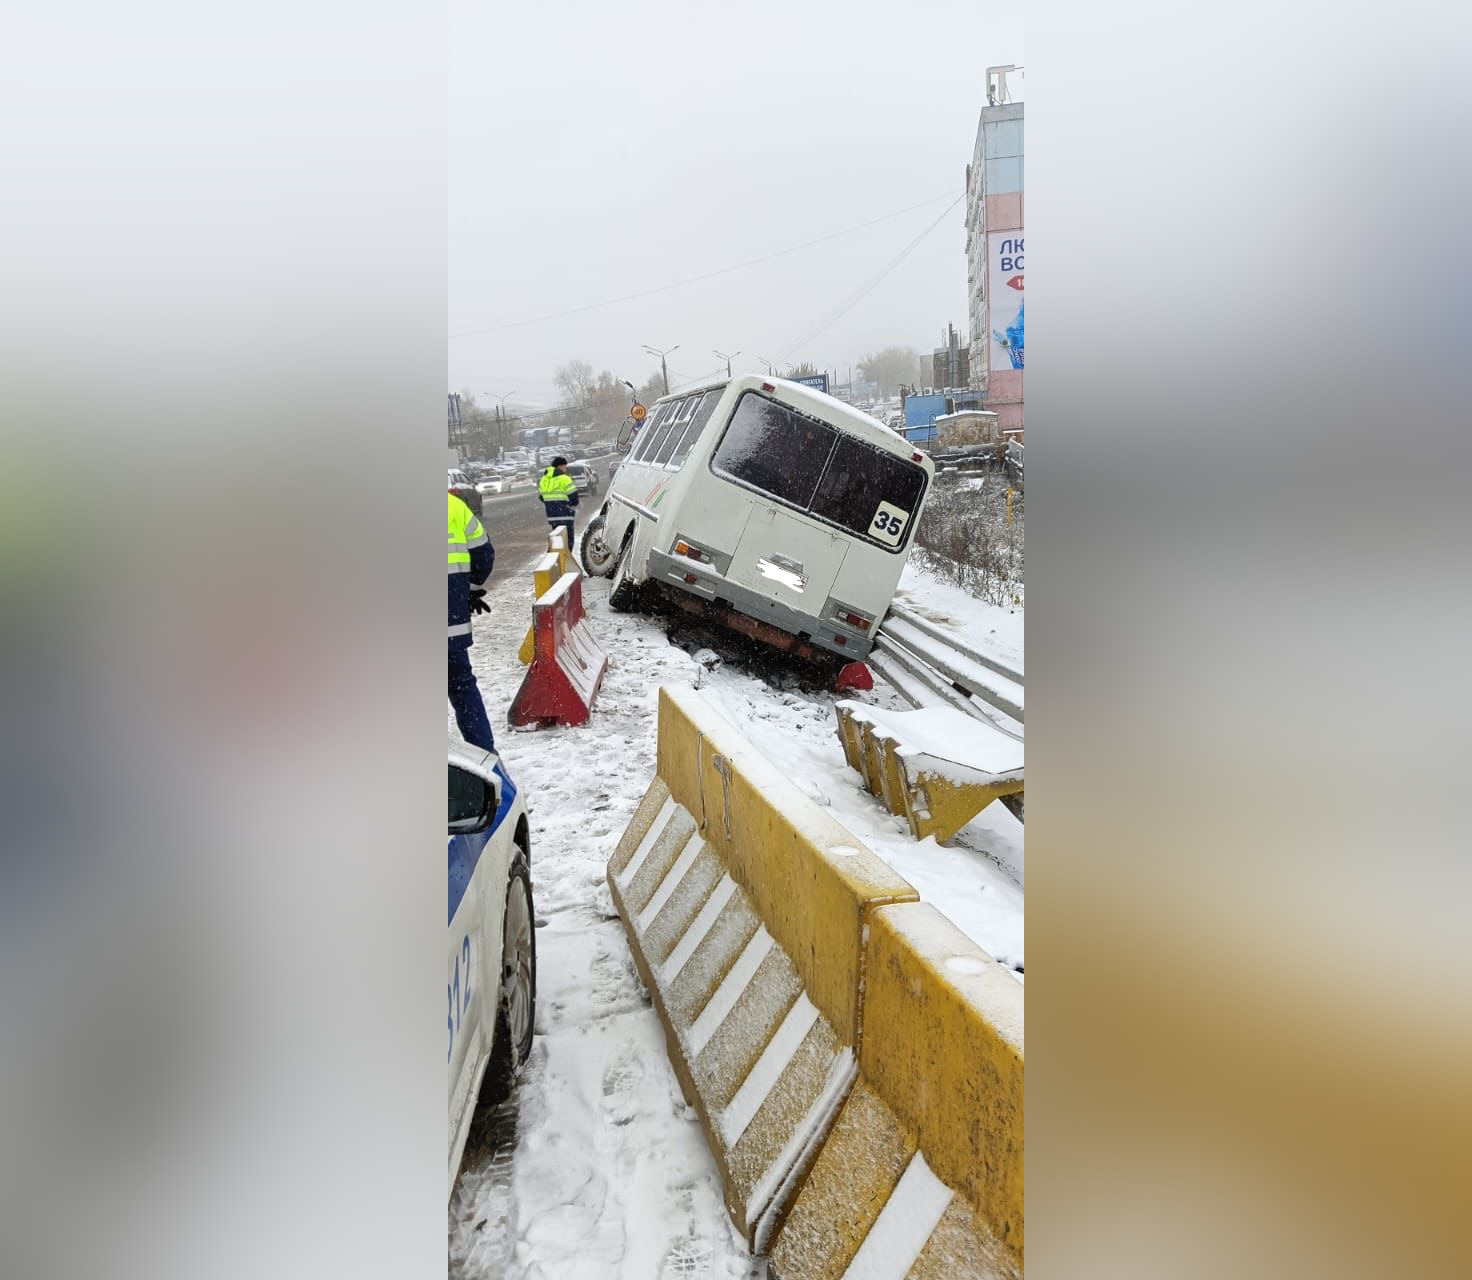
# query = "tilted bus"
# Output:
<box><xmin>579</xmin><ymin>375</ymin><xmax>933</xmax><ymax>667</ymax></box>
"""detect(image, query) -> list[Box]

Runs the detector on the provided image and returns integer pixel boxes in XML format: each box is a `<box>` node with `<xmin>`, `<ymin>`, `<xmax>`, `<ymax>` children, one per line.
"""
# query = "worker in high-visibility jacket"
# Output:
<box><xmin>448</xmin><ymin>491</ymin><xmax>497</xmax><ymax>753</ymax></box>
<box><xmin>537</xmin><ymin>455</ymin><xmax>579</xmax><ymax>547</ymax></box>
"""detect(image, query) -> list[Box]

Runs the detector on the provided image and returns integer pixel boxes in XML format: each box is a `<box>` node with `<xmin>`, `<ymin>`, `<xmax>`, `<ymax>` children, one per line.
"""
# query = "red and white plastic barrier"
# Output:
<box><xmin>508</xmin><ymin>570</ymin><xmax>608</xmax><ymax>727</ymax></box>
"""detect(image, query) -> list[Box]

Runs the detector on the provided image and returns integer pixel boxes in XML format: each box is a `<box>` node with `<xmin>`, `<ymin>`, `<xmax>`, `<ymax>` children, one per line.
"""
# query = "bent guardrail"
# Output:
<box><xmin>872</xmin><ymin>604</ymin><xmax>1023</xmax><ymax>733</ymax></box>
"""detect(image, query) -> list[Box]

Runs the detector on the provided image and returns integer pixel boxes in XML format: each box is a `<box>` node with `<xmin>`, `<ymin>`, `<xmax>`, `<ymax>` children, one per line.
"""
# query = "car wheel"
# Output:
<box><xmin>579</xmin><ymin>514</ymin><xmax>617</xmax><ymax>577</ymax></box>
<box><xmin>607</xmin><ymin>527</ymin><xmax>640</xmax><ymax>612</ymax></box>
<box><xmin>481</xmin><ymin>853</ymin><xmax>536</xmax><ymax>1105</ymax></box>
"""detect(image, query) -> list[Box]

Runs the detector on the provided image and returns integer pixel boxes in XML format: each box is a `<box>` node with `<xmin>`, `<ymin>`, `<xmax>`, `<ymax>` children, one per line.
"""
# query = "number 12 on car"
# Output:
<box><xmin>868</xmin><ymin>500</ymin><xmax>910</xmax><ymax>547</ymax></box>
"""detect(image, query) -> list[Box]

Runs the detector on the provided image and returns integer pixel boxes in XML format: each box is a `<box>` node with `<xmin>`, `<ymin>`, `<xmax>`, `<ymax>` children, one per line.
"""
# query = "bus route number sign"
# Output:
<box><xmin>869</xmin><ymin>501</ymin><xmax>909</xmax><ymax>546</ymax></box>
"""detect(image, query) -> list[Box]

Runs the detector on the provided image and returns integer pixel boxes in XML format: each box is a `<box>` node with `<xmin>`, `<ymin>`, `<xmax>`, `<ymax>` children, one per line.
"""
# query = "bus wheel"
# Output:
<box><xmin>579</xmin><ymin>515</ymin><xmax>616</xmax><ymax>577</ymax></box>
<box><xmin>608</xmin><ymin>530</ymin><xmax>640</xmax><ymax>613</ymax></box>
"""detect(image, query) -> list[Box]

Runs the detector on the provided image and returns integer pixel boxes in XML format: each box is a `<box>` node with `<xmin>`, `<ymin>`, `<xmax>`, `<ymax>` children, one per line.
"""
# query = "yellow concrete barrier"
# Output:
<box><xmin>835</xmin><ymin>701</ymin><xmax>1024</xmax><ymax>843</ymax></box>
<box><xmin>546</xmin><ymin>525</ymin><xmax>576</xmax><ymax>578</ymax></box>
<box><xmin>609</xmin><ymin>687</ymin><xmax>1026</xmax><ymax>1277</ymax></box>
<box><xmin>517</xmin><ymin>551</ymin><xmax>564</xmax><ymax>665</ymax></box>
<box><xmin>769</xmin><ymin>903</ymin><xmax>1024</xmax><ymax>1278</ymax></box>
<box><xmin>608</xmin><ymin>686</ymin><xmax>918</xmax><ymax>1249</ymax></box>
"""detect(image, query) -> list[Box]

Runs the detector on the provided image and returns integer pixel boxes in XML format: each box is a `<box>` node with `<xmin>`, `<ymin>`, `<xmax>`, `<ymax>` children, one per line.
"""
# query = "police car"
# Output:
<box><xmin>448</xmin><ymin>740</ymin><xmax>535</xmax><ymax>1195</ymax></box>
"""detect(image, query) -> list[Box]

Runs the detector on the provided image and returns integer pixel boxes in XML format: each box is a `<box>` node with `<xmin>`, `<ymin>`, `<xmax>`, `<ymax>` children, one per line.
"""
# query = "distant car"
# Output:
<box><xmin>449</xmin><ymin>467</ymin><xmax>483</xmax><ymax>517</ymax></box>
<box><xmin>448</xmin><ymin>740</ymin><xmax>535</xmax><ymax>1197</ymax></box>
<box><xmin>564</xmin><ymin>461</ymin><xmax>599</xmax><ymax>496</ymax></box>
<box><xmin>476</xmin><ymin>475</ymin><xmax>511</xmax><ymax>496</ymax></box>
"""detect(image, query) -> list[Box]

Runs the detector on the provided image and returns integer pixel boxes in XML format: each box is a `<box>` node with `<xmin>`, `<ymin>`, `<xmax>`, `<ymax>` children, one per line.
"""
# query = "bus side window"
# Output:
<box><xmin>654</xmin><ymin>395</ymin><xmax>701</xmax><ymax>466</ymax></box>
<box><xmin>669</xmin><ymin>391</ymin><xmax>722</xmax><ymax>468</ymax></box>
<box><xmin>632</xmin><ymin>402</ymin><xmax>673</xmax><ymax>461</ymax></box>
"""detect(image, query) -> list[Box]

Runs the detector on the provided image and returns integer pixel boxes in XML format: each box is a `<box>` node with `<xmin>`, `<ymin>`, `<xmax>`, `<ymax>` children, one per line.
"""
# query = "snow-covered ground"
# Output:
<box><xmin>448</xmin><ymin>552</ymin><xmax>1023</xmax><ymax>1277</ymax></box>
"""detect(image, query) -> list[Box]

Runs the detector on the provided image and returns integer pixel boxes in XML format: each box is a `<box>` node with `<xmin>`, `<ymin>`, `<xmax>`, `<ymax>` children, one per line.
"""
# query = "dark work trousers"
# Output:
<box><xmin>547</xmin><ymin>516</ymin><xmax>575</xmax><ymax>549</ymax></box>
<box><xmin>448</xmin><ymin>644</ymin><xmax>496</xmax><ymax>753</ymax></box>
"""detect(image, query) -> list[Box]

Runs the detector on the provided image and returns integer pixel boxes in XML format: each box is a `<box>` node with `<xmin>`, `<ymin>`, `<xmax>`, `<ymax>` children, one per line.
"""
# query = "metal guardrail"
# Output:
<box><xmin>871</xmin><ymin>603</ymin><xmax>1024</xmax><ymax>740</ymax></box>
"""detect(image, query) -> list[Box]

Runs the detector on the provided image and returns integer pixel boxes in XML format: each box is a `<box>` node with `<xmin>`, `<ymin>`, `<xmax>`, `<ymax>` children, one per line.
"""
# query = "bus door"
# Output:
<box><xmin>725</xmin><ymin>504</ymin><xmax>848</xmax><ymax>612</ymax></box>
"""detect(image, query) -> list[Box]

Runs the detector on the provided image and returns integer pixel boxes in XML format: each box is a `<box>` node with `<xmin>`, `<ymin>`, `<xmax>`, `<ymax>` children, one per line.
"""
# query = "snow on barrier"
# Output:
<box><xmin>545</xmin><ymin>524</ymin><xmax>575</xmax><ymax>576</ymax></box>
<box><xmin>835</xmin><ymin>701</ymin><xmax>1024</xmax><ymax>843</ymax></box>
<box><xmin>518</xmin><ymin>531</ymin><xmax>579</xmax><ymax>664</ymax></box>
<box><xmin>608</xmin><ymin>686</ymin><xmax>1024</xmax><ymax>1276</ymax></box>
<box><xmin>506</xmin><ymin>570</ymin><xmax>607</xmax><ymax>728</ymax></box>
<box><xmin>770</xmin><ymin>903</ymin><xmax>1024</xmax><ymax>1278</ymax></box>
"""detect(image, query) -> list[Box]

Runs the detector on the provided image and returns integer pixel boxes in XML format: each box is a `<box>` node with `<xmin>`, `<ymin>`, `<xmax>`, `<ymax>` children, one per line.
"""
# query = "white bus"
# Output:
<box><xmin>579</xmin><ymin>375</ymin><xmax>933</xmax><ymax>664</ymax></box>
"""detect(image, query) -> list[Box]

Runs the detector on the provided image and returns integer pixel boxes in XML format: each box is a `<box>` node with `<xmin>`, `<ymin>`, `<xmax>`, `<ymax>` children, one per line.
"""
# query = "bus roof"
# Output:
<box><xmin>655</xmin><ymin>374</ymin><xmax>929</xmax><ymax>466</ymax></box>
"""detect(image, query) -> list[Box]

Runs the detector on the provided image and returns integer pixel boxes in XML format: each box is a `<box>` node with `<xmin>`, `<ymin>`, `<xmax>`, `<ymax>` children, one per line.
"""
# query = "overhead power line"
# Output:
<box><xmin>449</xmin><ymin>190</ymin><xmax>962</xmax><ymax>340</ymax></box>
<box><xmin>778</xmin><ymin>194</ymin><xmax>965</xmax><ymax>363</ymax></box>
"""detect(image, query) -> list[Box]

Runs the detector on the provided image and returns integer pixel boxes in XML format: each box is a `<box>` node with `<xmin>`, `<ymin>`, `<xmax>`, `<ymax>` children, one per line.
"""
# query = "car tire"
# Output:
<box><xmin>481</xmin><ymin>853</ymin><xmax>536</xmax><ymax>1106</ymax></box>
<box><xmin>607</xmin><ymin>527</ymin><xmax>640</xmax><ymax>612</ymax></box>
<box><xmin>579</xmin><ymin>514</ymin><xmax>617</xmax><ymax>577</ymax></box>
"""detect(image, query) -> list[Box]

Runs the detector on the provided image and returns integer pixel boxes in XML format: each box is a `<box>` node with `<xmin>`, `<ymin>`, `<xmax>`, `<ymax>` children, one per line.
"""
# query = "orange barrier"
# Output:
<box><xmin>507</xmin><ymin>571</ymin><xmax>607</xmax><ymax>727</ymax></box>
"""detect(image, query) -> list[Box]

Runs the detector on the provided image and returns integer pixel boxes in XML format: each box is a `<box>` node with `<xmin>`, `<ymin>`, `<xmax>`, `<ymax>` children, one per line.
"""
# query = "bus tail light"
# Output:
<box><xmin>838</xmin><ymin>609</ymin><xmax>873</xmax><ymax>632</ymax></box>
<box><xmin>674</xmin><ymin>539</ymin><xmax>712</xmax><ymax>565</ymax></box>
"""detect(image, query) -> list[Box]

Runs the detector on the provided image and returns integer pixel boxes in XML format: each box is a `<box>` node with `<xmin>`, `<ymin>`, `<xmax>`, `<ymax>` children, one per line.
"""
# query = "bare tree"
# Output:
<box><xmin>553</xmin><ymin>358</ymin><xmax>596</xmax><ymax>407</ymax></box>
<box><xmin>858</xmin><ymin>346</ymin><xmax>926</xmax><ymax>397</ymax></box>
<box><xmin>588</xmin><ymin>370</ymin><xmax>628</xmax><ymax>428</ymax></box>
<box><xmin>635</xmin><ymin>373</ymin><xmax>664</xmax><ymax>406</ymax></box>
<box><xmin>782</xmin><ymin>361</ymin><xmax>819</xmax><ymax>378</ymax></box>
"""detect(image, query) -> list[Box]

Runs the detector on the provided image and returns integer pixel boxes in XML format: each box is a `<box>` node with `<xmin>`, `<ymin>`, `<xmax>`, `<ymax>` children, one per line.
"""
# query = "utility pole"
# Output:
<box><xmin>643</xmin><ymin>344</ymin><xmax>679</xmax><ymax>396</ymax></box>
<box><xmin>713</xmin><ymin>348</ymin><xmax>740</xmax><ymax>378</ymax></box>
<box><xmin>756</xmin><ymin>356</ymin><xmax>776</xmax><ymax>375</ymax></box>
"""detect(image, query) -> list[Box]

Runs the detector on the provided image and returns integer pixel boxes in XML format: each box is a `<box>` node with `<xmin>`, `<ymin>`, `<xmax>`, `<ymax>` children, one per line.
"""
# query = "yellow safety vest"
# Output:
<box><xmin>538</xmin><ymin>468</ymin><xmax>576</xmax><ymax>504</ymax></box>
<box><xmin>448</xmin><ymin>493</ymin><xmax>486</xmax><ymax>573</ymax></box>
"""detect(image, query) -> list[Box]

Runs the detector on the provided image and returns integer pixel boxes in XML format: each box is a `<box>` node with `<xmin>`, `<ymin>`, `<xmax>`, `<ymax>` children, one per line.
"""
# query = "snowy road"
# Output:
<box><xmin>448</xmin><ymin>529</ymin><xmax>1023</xmax><ymax>1277</ymax></box>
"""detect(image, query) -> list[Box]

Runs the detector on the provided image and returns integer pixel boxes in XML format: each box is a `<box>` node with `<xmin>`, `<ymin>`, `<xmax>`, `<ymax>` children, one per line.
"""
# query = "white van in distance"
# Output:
<box><xmin>580</xmin><ymin>375</ymin><xmax>933</xmax><ymax>665</ymax></box>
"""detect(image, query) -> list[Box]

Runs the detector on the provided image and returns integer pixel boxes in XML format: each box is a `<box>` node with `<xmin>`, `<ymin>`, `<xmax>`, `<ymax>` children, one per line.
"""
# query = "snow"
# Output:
<box><xmin>746</xmin><ymin>1050</ymin><xmax>858</xmax><ymax>1255</ymax></box>
<box><xmin>616</xmin><ymin>796</ymin><xmax>678</xmax><ymax>888</ymax></box>
<box><xmin>663</xmin><ymin>876</ymin><xmax>737</xmax><ymax>984</ymax></box>
<box><xmin>636</xmin><ymin>829</ymin><xmax>703</xmax><ymax>931</ymax></box>
<box><xmin>842</xmin><ymin>703</ymin><xmax>1024</xmax><ymax>777</ymax></box>
<box><xmin>892</xmin><ymin>559</ymin><xmax>1023</xmax><ymax>674</ymax></box>
<box><xmin>687</xmin><ymin>927</ymin><xmax>775</xmax><ymax>1057</ymax></box>
<box><xmin>840</xmin><ymin>1152</ymin><xmax>953</xmax><ymax>1280</ymax></box>
<box><xmin>449</xmin><ymin>538</ymin><xmax>1022</xmax><ymax>1274</ymax></box>
<box><xmin>719</xmin><ymin>995</ymin><xmax>819</xmax><ymax>1148</ymax></box>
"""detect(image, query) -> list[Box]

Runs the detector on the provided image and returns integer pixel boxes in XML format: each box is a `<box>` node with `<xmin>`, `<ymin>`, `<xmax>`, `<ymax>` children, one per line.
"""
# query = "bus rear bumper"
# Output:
<box><xmin>647</xmin><ymin>548</ymin><xmax>875</xmax><ymax>660</ymax></box>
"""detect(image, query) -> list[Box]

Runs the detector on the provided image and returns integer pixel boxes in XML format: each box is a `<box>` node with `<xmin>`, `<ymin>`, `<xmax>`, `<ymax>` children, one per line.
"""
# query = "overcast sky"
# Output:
<box><xmin>449</xmin><ymin>0</ymin><xmax>1022</xmax><ymax>408</ymax></box>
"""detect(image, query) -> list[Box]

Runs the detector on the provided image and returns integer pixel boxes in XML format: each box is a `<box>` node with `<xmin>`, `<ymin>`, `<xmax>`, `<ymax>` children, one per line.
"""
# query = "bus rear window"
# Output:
<box><xmin>809</xmin><ymin>436</ymin><xmax>927</xmax><ymax>547</ymax></box>
<box><xmin>711</xmin><ymin>392</ymin><xmax>836</xmax><ymax>508</ymax></box>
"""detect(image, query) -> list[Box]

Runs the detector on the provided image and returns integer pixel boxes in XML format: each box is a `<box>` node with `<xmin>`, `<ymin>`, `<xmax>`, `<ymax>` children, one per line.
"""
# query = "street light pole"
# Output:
<box><xmin>713</xmin><ymin>348</ymin><xmax>740</xmax><ymax>378</ymax></box>
<box><xmin>492</xmin><ymin>390</ymin><xmax>516</xmax><ymax>457</ymax></box>
<box><xmin>642</xmin><ymin>344</ymin><xmax>679</xmax><ymax>396</ymax></box>
<box><xmin>756</xmin><ymin>356</ymin><xmax>776</xmax><ymax>375</ymax></box>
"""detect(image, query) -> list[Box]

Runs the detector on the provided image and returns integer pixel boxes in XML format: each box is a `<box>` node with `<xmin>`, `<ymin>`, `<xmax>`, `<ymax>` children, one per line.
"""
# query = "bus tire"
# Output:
<box><xmin>607</xmin><ymin>529</ymin><xmax>639</xmax><ymax>613</ymax></box>
<box><xmin>579</xmin><ymin>514</ymin><xmax>617</xmax><ymax>578</ymax></box>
